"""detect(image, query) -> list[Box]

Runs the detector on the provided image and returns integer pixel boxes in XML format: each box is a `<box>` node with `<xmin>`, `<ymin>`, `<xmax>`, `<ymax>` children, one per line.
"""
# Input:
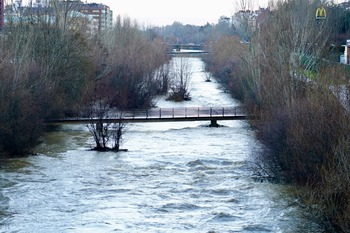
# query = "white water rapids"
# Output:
<box><xmin>0</xmin><ymin>57</ymin><xmax>305</xmax><ymax>232</ymax></box>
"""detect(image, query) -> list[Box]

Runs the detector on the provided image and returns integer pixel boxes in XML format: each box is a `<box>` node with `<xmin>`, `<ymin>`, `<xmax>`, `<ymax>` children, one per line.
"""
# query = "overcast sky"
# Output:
<box><xmin>89</xmin><ymin>0</ymin><xmax>270</xmax><ymax>26</ymax></box>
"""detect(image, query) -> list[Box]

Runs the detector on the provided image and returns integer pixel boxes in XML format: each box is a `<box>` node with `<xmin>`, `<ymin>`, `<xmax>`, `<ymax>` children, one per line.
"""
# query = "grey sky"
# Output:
<box><xmin>90</xmin><ymin>0</ymin><xmax>270</xmax><ymax>26</ymax></box>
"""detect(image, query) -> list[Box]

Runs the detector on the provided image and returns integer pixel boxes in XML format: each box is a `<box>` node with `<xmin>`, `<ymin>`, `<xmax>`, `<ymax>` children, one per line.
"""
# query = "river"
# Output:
<box><xmin>0</xmin><ymin>57</ymin><xmax>304</xmax><ymax>232</ymax></box>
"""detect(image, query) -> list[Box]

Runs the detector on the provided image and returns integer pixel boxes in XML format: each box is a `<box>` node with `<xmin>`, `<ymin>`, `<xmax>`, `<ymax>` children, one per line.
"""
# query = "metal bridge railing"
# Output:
<box><xmin>45</xmin><ymin>106</ymin><xmax>247</xmax><ymax>124</ymax></box>
<box><xmin>122</xmin><ymin>106</ymin><xmax>244</xmax><ymax>119</ymax></box>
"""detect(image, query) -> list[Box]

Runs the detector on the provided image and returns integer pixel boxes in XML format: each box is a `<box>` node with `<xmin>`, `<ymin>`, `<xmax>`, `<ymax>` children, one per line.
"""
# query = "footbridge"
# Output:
<box><xmin>46</xmin><ymin>106</ymin><xmax>251</xmax><ymax>126</ymax></box>
<box><xmin>167</xmin><ymin>44</ymin><xmax>209</xmax><ymax>55</ymax></box>
<box><xmin>170</xmin><ymin>44</ymin><xmax>204</xmax><ymax>51</ymax></box>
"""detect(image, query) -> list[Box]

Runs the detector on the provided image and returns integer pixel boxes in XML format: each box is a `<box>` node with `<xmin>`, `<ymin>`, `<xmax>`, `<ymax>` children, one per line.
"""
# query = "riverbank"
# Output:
<box><xmin>203</xmin><ymin>36</ymin><xmax>350</xmax><ymax>232</ymax></box>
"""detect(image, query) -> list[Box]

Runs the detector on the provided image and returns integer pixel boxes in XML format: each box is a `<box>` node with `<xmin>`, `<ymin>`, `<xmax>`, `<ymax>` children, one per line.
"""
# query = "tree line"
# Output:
<box><xmin>0</xmin><ymin>0</ymin><xmax>238</xmax><ymax>156</ymax></box>
<box><xmin>204</xmin><ymin>0</ymin><xmax>350</xmax><ymax>231</ymax></box>
<box><xmin>0</xmin><ymin>3</ymin><xmax>169</xmax><ymax>156</ymax></box>
<box><xmin>153</xmin><ymin>19</ymin><xmax>236</xmax><ymax>45</ymax></box>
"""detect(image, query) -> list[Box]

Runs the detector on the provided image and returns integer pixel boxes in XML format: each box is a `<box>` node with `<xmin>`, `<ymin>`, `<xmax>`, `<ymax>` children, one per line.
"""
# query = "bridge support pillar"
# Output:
<box><xmin>209</xmin><ymin>120</ymin><xmax>219</xmax><ymax>127</ymax></box>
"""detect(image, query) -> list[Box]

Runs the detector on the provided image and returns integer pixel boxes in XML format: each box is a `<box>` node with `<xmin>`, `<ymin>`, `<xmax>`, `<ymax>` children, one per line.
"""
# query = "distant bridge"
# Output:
<box><xmin>167</xmin><ymin>44</ymin><xmax>209</xmax><ymax>55</ymax></box>
<box><xmin>46</xmin><ymin>106</ymin><xmax>251</xmax><ymax>126</ymax></box>
<box><xmin>170</xmin><ymin>44</ymin><xmax>204</xmax><ymax>51</ymax></box>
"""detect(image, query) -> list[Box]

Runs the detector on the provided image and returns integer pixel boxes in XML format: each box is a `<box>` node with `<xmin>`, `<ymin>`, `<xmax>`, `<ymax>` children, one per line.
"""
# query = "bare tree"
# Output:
<box><xmin>98</xmin><ymin>16</ymin><xmax>169</xmax><ymax>109</ymax></box>
<box><xmin>167</xmin><ymin>57</ymin><xmax>192</xmax><ymax>101</ymax></box>
<box><xmin>0</xmin><ymin>0</ymin><xmax>93</xmax><ymax>156</ymax></box>
<box><xmin>241</xmin><ymin>2</ymin><xmax>350</xmax><ymax>230</ymax></box>
<box><xmin>84</xmin><ymin>80</ymin><xmax>126</xmax><ymax>152</ymax></box>
<box><xmin>232</xmin><ymin>0</ymin><xmax>256</xmax><ymax>42</ymax></box>
<box><xmin>153</xmin><ymin>62</ymin><xmax>171</xmax><ymax>95</ymax></box>
<box><xmin>86</xmin><ymin>107</ymin><xmax>126</xmax><ymax>152</ymax></box>
<box><xmin>111</xmin><ymin>120</ymin><xmax>126</xmax><ymax>152</ymax></box>
<box><xmin>80</xmin><ymin>15</ymin><xmax>169</xmax><ymax>152</ymax></box>
<box><xmin>246</xmin><ymin>0</ymin><xmax>332</xmax><ymax>111</ymax></box>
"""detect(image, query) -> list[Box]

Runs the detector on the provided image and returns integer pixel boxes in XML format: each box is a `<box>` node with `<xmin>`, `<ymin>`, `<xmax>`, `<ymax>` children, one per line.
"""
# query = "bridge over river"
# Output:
<box><xmin>167</xmin><ymin>44</ymin><xmax>209</xmax><ymax>55</ymax></box>
<box><xmin>46</xmin><ymin>106</ymin><xmax>250</xmax><ymax>126</ymax></box>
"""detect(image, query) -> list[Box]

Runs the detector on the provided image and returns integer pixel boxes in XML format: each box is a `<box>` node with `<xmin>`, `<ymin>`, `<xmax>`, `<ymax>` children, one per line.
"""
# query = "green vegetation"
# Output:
<box><xmin>204</xmin><ymin>0</ymin><xmax>350</xmax><ymax>231</ymax></box>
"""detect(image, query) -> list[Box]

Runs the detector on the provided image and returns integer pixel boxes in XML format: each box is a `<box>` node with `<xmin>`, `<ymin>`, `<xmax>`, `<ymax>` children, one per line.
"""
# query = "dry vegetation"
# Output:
<box><xmin>0</xmin><ymin>3</ymin><xmax>169</xmax><ymax>155</ymax></box>
<box><xmin>205</xmin><ymin>0</ymin><xmax>350</xmax><ymax>231</ymax></box>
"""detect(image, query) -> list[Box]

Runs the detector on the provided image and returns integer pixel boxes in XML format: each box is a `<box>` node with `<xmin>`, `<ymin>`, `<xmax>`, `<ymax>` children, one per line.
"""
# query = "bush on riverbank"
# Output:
<box><xmin>0</xmin><ymin>85</ymin><xmax>43</xmax><ymax>156</ymax></box>
<box><xmin>94</xmin><ymin>16</ymin><xmax>170</xmax><ymax>109</ymax></box>
<box><xmin>203</xmin><ymin>36</ymin><xmax>247</xmax><ymax>102</ymax></box>
<box><xmin>0</xmin><ymin>20</ymin><xmax>92</xmax><ymax>156</ymax></box>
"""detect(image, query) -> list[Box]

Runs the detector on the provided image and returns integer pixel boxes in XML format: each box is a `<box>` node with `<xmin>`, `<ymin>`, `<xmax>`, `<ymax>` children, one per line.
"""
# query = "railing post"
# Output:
<box><xmin>159</xmin><ymin>108</ymin><xmax>162</xmax><ymax>118</ymax></box>
<box><xmin>234</xmin><ymin>107</ymin><xmax>237</xmax><ymax>116</ymax></box>
<box><xmin>210</xmin><ymin>107</ymin><xmax>212</xmax><ymax>117</ymax></box>
<box><xmin>222</xmin><ymin>107</ymin><xmax>224</xmax><ymax>117</ymax></box>
<box><xmin>172</xmin><ymin>108</ymin><xmax>174</xmax><ymax>118</ymax></box>
<box><xmin>146</xmin><ymin>109</ymin><xmax>148</xmax><ymax>119</ymax></box>
<box><xmin>185</xmin><ymin>108</ymin><xmax>187</xmax><ymax>118</ymax></box>
<box><xmin>198</xmin><ymin>107</ymin><xmax>200</xmax><ymax>117</ymax></box>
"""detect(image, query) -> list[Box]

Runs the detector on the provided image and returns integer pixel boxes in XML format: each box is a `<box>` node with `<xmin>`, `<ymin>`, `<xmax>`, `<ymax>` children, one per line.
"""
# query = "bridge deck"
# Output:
<box><xmin>46</xmin><ymin>107</ymin><xmax>250</xmax><ymax>124</ymax></box>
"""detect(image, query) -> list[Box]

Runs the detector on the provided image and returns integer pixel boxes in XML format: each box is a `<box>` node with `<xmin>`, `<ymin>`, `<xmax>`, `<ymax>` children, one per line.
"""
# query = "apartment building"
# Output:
<box><xmin>79</xmin><ymin>3</ymin><xmax>113</xmax><ymax>32</ymax></box>
<box><xmin>3</xmin><ymin>1</ymin><xmax>113</xmax><ymax>33</ymax></box>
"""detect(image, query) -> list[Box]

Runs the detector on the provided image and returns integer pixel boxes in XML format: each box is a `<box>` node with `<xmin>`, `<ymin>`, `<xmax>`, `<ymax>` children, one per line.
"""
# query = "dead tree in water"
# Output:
<box><xmin>86</xmin><ymin>101</ymin><xmax>126</xmax><ymax>152</ymax></box>
<box><xmin>84</xmin><ymin>81</ymin><xmax>126</xmax><ymax>152</ymax></box>
<box><xmin>111</xmin><ymin>119</ymin><xmax>125</xmax><ymax>152</ymax></box>
<box><xmin>167</xmin><ymin>57</ymin><xmax>192</xmax><ymax>101</ymax></box>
